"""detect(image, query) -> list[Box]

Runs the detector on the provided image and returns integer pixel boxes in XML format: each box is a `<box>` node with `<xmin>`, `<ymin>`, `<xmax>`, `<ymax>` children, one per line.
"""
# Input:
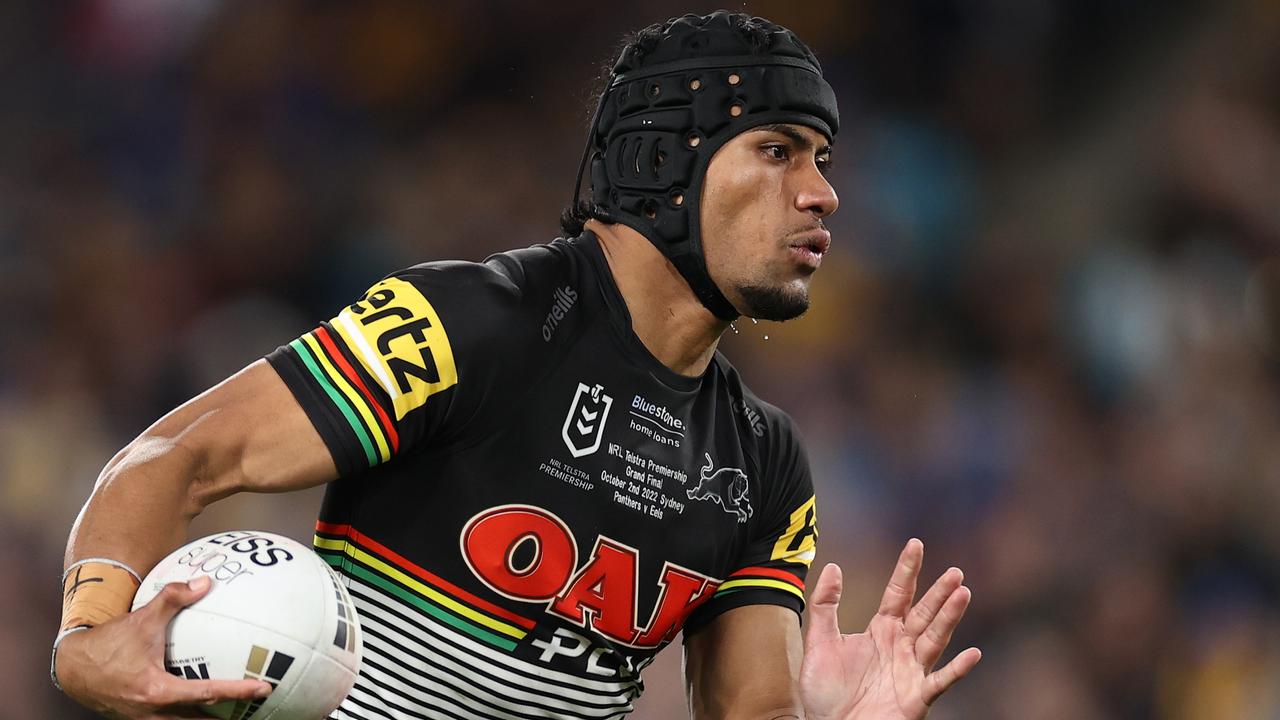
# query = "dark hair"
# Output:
<box><xmin>559</xmin><ymin>12</ymin><xmax>779</xmax><ymax>237</ymax></box>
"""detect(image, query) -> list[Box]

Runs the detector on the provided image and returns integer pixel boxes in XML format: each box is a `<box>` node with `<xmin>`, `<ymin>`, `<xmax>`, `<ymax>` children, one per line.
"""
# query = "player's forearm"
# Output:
<box><xmin>685</xmin><ymin>604</ymin><xmax>807</xmax><ymax>719</ymax></box>
<box><xmin>66</xmin><ymin>427</ymin><xmax>226</xmax><ymax>574</ymax></box>
<box><xmin>55</xmin><ymin>416</ymin><xmax>238</xmax><ymax>650</ymax></box>
<box><xmin>52</xmin><ymin>361</ymin><xmax>337</xmax><ymax>709</ymax></box>
<box><xmin>686</xmin><ymin>648</ymin><xmax>805</xmax><ymax>718</ymax></box>
<box><xmin>690</xmin><ymin>689</ymin><xmax>803</xmax><ymax>719</ymax></box>
<box><xmin>65</xmin><ymin>360</ymin><xmax>335</xmax><ymax>573</ymax></box>
<box><xmin>691</xmin><ymin>704</ymin><xmax>803</xmax><ymax>719</ymax></box>
<box><xmin>52</xmin><ymin>423</ymin><xmax>279</xmax><ymax>713</ymax></box>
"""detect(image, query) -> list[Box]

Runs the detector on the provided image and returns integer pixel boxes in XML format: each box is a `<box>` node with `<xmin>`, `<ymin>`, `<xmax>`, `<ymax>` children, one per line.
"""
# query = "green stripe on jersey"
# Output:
<box><xmin>324</xmin><ymin>553</ymin><xmax>519</xmax><ymax>652</ymax></box>
<box><xmin>290</xmin><ymin>337</ymin><xmax>377</xmax><ymax>466</ymax></box>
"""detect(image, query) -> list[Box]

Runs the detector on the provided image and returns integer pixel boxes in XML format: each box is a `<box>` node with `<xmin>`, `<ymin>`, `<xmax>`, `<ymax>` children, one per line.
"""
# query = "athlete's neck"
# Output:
<box><xmin>587</xmin><ymin>220</ymin><xmax>732</xmax><ymax>378</ymax></box>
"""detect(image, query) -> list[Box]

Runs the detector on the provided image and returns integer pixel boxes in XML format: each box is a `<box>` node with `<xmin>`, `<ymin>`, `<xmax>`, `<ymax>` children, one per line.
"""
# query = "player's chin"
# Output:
<box><xmin>736</xmin><ymin>281</ymin><xmax>811</xmax><ymax>321</ymax></box>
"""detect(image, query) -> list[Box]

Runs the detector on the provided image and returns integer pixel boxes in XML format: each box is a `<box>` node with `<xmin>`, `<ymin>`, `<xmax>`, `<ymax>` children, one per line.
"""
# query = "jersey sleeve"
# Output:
<box><xmin>266</xmin><ymin>261</ymin><xmax>528</xmax><ymax>478</ymax></box>
<box><xmin>684</xmin><ymin>409</ymin><xmax>818</xmax><ymax>636</ymax></box>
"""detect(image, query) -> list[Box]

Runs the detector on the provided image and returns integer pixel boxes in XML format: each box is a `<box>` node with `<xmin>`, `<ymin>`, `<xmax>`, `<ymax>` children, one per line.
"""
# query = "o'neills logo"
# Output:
<box><xmin>733</xmin><ymin>398</ymin><xmax>765</xmax><ymax>437</ymax></box>
<box><xmin>632</xmin><ymin>395</ymin><xmax>685</xmax><ymax>433</ymax></box>
<box><xmin>542</xmin><ymin>286</ymin><xmax>579</xmax><ymax>342</ymax></box>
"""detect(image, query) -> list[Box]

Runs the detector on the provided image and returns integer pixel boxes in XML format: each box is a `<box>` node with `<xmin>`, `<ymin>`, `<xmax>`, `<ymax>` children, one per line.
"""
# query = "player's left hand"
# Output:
<box><xmin>799</xmin><ymin>539</ymin><xmax>981</xmax><ymax>720</ymax></box>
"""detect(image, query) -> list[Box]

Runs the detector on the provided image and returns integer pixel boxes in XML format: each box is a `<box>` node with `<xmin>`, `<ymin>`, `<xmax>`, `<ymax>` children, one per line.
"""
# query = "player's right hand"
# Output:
<box><xmin>55</xmin><ymin>575</ymin><xmax>273</xmax><ymax>719</ymax></box>
<box><xmin>799</xmin><ymin>540</ymin><xmax>981</xmax><ymax>720</ymax></box>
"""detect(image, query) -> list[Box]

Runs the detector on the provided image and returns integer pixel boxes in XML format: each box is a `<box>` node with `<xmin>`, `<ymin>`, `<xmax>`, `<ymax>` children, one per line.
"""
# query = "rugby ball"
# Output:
<box><xmin>132</xmin><ymin>531</ymin><xmax>362</xmax><ymax>720</ymax></box>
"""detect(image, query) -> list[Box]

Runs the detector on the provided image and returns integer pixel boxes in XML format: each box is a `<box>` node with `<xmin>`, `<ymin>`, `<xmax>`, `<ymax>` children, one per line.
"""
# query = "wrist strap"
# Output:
<box><xmin>62</xmin><ymin>557</ymin><xmax>141</xmax><ymax>585</ymax></box>
<box><xmin>50</xmin><ymin>625</ymin><xmax>93</xmax><ymax>692</ymax></box>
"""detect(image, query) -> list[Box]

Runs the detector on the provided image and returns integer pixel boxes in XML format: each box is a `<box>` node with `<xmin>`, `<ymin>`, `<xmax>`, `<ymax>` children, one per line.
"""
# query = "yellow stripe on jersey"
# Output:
<box><xmin>717</xmin><ymin>578</ymin><xmax>806</xmax><ymax>601</ymax></box>
<box><xmin>771</xmin><ymin>495</ymin><xmax>818</xmax><ymax>567</ymax></box>
<box><xmin>329</xmin><ymin>277</ymin><xmax>458</xmax><ymax>421</ymax></box>
<box><xmin>313</xmin><ymin>536</ymin><xmax>526</xmax><ymax>641</ymax></box>
<box><xmin>300</xmin><ymin>333</ymin><xmax>391</xmax><ymax>463</ymax></box>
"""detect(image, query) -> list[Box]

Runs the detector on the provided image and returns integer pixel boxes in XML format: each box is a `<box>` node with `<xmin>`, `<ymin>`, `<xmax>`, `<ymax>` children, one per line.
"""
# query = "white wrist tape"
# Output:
<box><xmin>50</xmin><ymin>625</ymin><xmax>93</xmax><ymax>692</ymax></box>
<box><xmin>62</xmin><ymin>557</ymin><xmax>142</xmax><ymax>585</ymax></box>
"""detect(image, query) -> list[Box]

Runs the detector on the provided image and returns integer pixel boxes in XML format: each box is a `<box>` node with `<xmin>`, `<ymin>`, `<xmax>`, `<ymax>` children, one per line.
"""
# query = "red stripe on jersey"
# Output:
<box><xmin>315</xmin><ymin>521</ymin><xmax>537</xmax><ymax>630</ymax></box>
<box><xmin>316</xmin><ymin>520</ymin><xmax>348</xmax><ymax>536</ymax></box>
<box><xmin>728</xmin><ymin>565</ymin><xmax>805</xmax><ymax>590</ymax></box>
<box><xmin>314</xmin><ymin>325</ymin><xmax>400</xmax><ymax>453</ymax></box>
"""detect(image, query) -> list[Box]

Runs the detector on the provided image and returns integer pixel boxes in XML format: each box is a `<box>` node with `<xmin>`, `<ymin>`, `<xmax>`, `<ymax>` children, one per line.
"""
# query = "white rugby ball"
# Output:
<box><xmin>132</xmin><ymin>531</ymin><xmax>362</xmax><ymax>720</ymax></box>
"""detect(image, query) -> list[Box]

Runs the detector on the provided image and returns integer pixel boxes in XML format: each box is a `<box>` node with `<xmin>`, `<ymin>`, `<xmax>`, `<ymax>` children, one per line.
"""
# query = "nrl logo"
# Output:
<box><xmin>562</xmin><ymin>383</ymin><xmax>613</xmax><ymax>458</ymax></box>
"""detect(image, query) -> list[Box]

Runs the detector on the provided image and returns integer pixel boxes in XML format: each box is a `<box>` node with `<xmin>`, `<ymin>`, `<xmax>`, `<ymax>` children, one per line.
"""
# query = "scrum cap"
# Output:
<box><xmin>572</xmin><ymin>11</ymin><xmax>839</xmax><ymax>320</ymax></box>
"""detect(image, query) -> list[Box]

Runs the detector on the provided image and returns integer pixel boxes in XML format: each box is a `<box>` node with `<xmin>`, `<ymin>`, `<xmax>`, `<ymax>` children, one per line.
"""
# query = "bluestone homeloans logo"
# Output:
<box><xmin>562</xmin><ymin>383</ymin><xmax>613</xmax><ymax>458</ymax></box>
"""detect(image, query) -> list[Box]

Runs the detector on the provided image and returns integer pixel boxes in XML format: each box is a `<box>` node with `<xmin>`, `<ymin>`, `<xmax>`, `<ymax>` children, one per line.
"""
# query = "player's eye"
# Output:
<box><xmin>763</xmin><ymin>144</ymin><xmax>789</xmax><ymax>161</ymax></box>
<box><xmin>816</xmin><ymin>154</ymin><xmax>833</xmax><ymax>173</ymax></box>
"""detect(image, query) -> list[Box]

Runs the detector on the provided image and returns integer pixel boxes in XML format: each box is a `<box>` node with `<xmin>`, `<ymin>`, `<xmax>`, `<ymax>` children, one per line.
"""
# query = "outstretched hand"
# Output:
<box><xmin>799</xmin><ymin>540</ymin><xmax>981</xmax><ymax>720</ymax></box>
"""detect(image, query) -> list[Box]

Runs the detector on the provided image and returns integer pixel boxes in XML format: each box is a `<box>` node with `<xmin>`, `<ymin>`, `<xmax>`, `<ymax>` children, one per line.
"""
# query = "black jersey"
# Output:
<box><xmin>266</xmin><ymin>232</ymin><xmax>819</xmax><ymax>720</ymax></box>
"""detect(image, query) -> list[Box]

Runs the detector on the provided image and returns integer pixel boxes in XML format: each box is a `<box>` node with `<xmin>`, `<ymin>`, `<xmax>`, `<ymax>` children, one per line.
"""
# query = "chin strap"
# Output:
<box><xmin>671</xmin><ymin>253</ymin><xmax>739</xmax><ymax>320</ymax></box>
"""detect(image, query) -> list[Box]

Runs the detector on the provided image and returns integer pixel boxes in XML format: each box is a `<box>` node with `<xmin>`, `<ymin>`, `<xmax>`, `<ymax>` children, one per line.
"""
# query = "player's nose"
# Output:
<box><xmin>795</xmin><ymin>163</ymin><xmax>838</xmax><ymax>219</ymax></box>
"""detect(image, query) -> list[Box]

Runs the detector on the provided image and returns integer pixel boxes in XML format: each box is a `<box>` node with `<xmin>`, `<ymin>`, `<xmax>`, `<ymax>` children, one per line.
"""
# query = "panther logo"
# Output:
<box><xmin>687</xmin><ymin>453</ymin><xmax>752</xmax><ymax>523</ymax></box>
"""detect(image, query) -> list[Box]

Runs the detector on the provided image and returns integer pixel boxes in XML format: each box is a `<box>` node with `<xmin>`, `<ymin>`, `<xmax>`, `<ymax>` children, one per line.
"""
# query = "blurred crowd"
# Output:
<box><xmin>3</xmin><ymin>1</ymin><xmax>1279</xmax><ymax>718</ymax></box>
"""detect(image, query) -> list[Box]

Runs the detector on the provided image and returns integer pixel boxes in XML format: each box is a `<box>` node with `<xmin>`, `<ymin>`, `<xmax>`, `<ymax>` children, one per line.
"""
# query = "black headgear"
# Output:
<box><xmin>572</xmin><ymin>11</ymin><xmax>839</xmax><ymax>320</ymax></box>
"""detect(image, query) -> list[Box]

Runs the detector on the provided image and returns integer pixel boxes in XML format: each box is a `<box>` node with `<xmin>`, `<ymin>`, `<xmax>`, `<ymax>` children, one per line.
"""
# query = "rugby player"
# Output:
<box><xmin>52</xmin><ymin>11</ymin><xmax>980</xmax><ymax>719</ymax></box>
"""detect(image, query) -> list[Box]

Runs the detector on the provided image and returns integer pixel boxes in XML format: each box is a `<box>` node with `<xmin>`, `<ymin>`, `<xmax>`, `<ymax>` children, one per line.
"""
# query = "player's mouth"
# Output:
<box><xmin>787</xmin><ymin>228</ymin><xmax>830</xmax><ymax>270</ymax></box>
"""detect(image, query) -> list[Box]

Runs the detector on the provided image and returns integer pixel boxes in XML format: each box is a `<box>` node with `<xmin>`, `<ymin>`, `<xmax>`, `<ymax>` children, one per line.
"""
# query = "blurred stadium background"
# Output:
<box><xmin>3</xmin><ymin>1</ymin><xmax>1279</xmax><ymax>718</ymax></box>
